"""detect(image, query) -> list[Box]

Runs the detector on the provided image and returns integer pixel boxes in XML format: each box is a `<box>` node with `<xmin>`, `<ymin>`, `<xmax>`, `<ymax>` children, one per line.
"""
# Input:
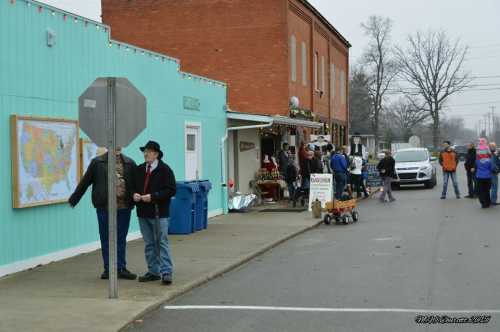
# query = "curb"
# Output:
<box><xmin>120</xmin><ymin>217</ymin><xmax>324</xmax><ymax>331</ymax></box>
<box><xmin>119</xmin><ymin>193</ymin><xmax>379</xmax><ymax>331</ymax></box>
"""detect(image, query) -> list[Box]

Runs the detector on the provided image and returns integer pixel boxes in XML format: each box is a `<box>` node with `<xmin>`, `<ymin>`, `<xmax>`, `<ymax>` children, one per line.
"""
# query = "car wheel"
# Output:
<box><xmin>323</xmin><ymin>214</ymin><xmax>332</xmax><ymax>225</ymax></box>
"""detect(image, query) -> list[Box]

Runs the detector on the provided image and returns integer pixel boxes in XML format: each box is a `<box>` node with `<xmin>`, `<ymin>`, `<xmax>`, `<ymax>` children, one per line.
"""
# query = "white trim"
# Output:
<box><xmin>208</xmin><ymin>208</ymin><xmax>223</xmax><ymax>219</ymax></box>
<box><xmin>163</xmin><ymin>305</ymin><xmax>500</xmax><ymax>314</ymax></box>
<box><xmin>0</xmin><ymin>231</ymin><xmax>142</xmax><ymax>278</ymax></box>
<box><xmin>184</xmin><ymin>121</ymin><xmax>203</xmax><ymax>180</ymax></box>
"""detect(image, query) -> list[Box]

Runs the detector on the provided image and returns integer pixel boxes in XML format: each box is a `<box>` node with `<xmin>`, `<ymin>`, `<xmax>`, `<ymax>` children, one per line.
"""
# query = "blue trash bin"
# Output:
<box><xmin>199</xmin><ymin>180</ymin><xmax>212</xmax><ymax>229</ymax></box>
<box><xmin>185</xmin><ymin>181</ymin><xmax>204</xmax><ymax>231</ymax></box>
<box><xmin>168</xmin><ymin>182</ymin><xmax>197</xmax><ymax>234</ymax></box>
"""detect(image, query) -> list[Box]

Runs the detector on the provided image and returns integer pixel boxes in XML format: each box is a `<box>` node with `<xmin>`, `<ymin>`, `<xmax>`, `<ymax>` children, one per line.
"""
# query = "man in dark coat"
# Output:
<box><xmin>464</xmin><ymin>142</ymin><xmax>477</xmax><ymax>198</ymax></box>
<box><xmin>377</xmin><ymin>150</ymin><xmax>396</xmax><ymax>203</ymax></box>
<box><xmin>277</xmin><ymin>143</ymin><xmax>290</xmax><ymax>175</ymax></box>
<box><xmin>133</xmin><ymin>141</ymin><xmax>177</xmax><ymax>285</ymax></box>
<box><xmin>69</xmin><ymin>148</ymin><xmax>137</xmax><ymax>280</ymax></box>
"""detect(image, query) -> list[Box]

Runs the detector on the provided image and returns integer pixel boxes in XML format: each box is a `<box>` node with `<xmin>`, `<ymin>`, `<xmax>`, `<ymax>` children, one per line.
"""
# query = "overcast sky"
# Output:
<box><xmin>39</xmin><ymin>0</ymin><xmax>500</xmax><ymax>130</ymax></box>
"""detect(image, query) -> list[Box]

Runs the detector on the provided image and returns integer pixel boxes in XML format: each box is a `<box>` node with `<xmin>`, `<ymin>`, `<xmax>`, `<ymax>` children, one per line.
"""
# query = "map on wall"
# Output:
<box><xmin>11</xmin><ymin>115</ymin><xmax>80</xmax><ymax>208</ymax></box>
<box><xmin>81</xmin><ymin>139</ymin><xmax>107</xmax><ymax>176</ymax></box>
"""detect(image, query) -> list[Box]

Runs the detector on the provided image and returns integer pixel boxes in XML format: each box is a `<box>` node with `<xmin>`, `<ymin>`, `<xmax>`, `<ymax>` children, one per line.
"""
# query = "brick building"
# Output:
<box><xmin>102</xmin><ymin>0</ymin><xmax>351</xmax><ymax>194</ymax></box>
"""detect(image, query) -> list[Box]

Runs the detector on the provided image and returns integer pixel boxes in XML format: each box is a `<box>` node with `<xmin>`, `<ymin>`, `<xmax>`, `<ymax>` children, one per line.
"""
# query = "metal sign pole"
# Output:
<box><xmin>107</xmin><ymin>78</ymin><xmax>118</xmax><ymax>299</ymax></box>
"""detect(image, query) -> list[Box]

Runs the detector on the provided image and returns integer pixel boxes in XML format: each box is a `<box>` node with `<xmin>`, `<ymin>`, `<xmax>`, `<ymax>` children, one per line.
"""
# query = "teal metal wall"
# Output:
<box><xmin>0</xmin><ymin>0</ymin><xmax>227</xmax><ymax>269</ymax></box>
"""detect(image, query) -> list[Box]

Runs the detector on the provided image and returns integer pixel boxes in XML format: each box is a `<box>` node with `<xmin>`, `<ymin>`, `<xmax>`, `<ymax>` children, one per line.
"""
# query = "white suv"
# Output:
<box><xmin>393</xmin><ymin>148</ymin><xmax>437</xmax><ymax>189</ymax></box>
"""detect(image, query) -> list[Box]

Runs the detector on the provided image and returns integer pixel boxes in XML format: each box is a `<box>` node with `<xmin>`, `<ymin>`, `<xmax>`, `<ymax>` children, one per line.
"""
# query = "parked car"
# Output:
<box><xmin>453</xmin><ymin>145</ymin><xmax>467</xmax><ymax>161</ymax></box>
<box><xmin>392</xmin><ymin>148</ymin><xmax>437</xmax><ymax>189</ymax></box>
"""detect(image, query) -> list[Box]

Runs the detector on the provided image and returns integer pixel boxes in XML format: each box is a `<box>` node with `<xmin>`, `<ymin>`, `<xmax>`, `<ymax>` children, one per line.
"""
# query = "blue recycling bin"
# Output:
<box><xmin>199</xmin><ymin>180</ymin><xmax>212</xmax><ymax>229</ymax></box>
<box><xmin>168</xmin><ymin>181</ymin><xmax>198</xmax><ymax>234</ymax></box>
<box><xmin>185</xmin><ymin>181</ymin><xmax>204</xmax><ymax>232</ymax></box>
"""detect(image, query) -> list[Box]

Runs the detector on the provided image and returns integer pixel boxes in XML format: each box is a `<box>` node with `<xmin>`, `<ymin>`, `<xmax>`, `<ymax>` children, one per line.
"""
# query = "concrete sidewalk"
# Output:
<box><xmin>0</xmin><ymin>207</ymin><xmax>325</xmax><ymax>332</ymax></box>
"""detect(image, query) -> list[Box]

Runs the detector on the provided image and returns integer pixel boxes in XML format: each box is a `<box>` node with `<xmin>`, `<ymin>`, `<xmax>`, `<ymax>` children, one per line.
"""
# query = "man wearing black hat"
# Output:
<box><xmin>69</xmin><ymin>148</ymin><xmax>138</xmax><ymax>280</ymax></box>
<box><xmin>133</xmin><ymin>141</ymin><xmax>177</xmax><ymax>285</ymax></box>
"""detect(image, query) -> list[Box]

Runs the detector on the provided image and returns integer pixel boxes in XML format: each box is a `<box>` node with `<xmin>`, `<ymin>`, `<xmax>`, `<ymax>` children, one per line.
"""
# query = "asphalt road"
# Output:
<box><xmin>126</xmin><ymin>169</ymin><xmax>500</xmax><ymax>332</ymax></box>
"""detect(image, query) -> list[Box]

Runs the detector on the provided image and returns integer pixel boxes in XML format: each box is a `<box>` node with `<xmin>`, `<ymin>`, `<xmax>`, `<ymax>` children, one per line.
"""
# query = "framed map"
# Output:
<box><xmin>10</xmin><ymin>115</ymin><xmax>80</xmax><ymax>208</ymax></box>
<box><xmin>80</xmin><ymin>139</ymin><xmax>107</xmax><ymax>177</ymax></box>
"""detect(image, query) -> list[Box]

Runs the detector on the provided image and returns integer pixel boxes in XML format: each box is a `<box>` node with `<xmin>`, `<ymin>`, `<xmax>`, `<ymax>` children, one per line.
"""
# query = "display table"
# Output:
<box><xmin>256</xmin><ymin>180</ymin><xmax>287</xmax><ymax>201</ymax></box>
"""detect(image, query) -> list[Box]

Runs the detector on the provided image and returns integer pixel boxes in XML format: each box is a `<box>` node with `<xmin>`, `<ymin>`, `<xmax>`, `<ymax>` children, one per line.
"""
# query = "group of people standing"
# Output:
<box><xmin>69</xmin><ymin>141</ymin><xmax>177</xmax><ymax>285</ymax></box>
<box><xmin>276</xmin><ymin>141</ymin><xmax>370</xmax><ymax>203</ymax></box>
<box><xmin>463</xmin><ymin>139</ymin><xmax>500</xmax><ymax>208</ymax></box>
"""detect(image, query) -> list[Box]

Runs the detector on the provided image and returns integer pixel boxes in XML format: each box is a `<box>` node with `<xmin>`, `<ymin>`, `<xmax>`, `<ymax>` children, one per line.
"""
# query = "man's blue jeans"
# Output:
<box><xmin>442</xmin><ymin>171</ymin><xmax>460</xmax><ymax>198</ymax></box>
<box><xmin>139</xmin><ymin>217</ymin><xmax>173</xmax><ymax>276</ymax></box>
<box><xmin>96</xmin><ymin>208</ymin><xmax>131</xmax><ymax>272</ymax></box>
<box><xmin>334</xmin><ymin>173</ymin><xmax>347</xmax><ymax>199</ymax></box>
<box><xmin>491</xmin><ymin>174</ymin><xmax>498</xmax><ymax>203</ymax></box>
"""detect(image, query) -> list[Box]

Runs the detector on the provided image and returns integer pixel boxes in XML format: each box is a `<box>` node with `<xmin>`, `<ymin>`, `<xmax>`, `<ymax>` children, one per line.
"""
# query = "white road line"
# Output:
<box><xmin>163</xmin><ymin>306</ymin><xmax>500</xmax><ymax>314</ymax></box>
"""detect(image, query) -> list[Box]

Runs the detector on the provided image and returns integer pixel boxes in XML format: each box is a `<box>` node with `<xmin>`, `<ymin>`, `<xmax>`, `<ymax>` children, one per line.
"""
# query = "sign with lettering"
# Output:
<box><xmin>308</xmin><ymin>173</ymin><xmax>333</xmax><ymax>211</ymax></box>
<box><xmin>366</xmin><ymin>164</ymin><xmax>382</xmax><ymax>187</ymax></box>
<box><xmin>240</xmin><ymin>141</ymin><xmax>256</xmax><ymax>152</ymax></box>
<box><xmin>183</xmin><ymin>96</ymin><xmax>200</xmax><ymax>111</ymax></box>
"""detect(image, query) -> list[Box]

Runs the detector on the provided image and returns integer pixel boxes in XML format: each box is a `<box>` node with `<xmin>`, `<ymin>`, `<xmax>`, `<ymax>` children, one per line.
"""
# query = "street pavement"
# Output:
<box><xmin>0</xmin><ymin>206</ymin><xmax>323</xmax><ymax>332</ymax></box>
<box><xmin>126</xmin><ymin>169</ymin><xmax>500</xmax><ymax>332</ymax></box>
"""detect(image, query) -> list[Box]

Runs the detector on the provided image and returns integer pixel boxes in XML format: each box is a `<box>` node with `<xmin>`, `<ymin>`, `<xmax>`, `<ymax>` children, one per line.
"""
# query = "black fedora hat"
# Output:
<box><xmin>140</xmin><ymin>141</ymin><xmax>164</xmax><ymax>159</ymax></box>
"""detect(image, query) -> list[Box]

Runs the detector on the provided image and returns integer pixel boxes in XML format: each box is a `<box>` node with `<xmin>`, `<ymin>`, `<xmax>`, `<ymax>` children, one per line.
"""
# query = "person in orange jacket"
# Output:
<box><xmin>439</xmin><ymin>141</ymin><xmax>461</xmax><ymax>199</ymax></box>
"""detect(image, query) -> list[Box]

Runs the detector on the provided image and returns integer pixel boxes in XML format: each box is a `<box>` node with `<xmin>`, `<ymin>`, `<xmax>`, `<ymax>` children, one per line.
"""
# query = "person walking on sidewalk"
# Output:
<box><xmin>464</xmin><ymin>142</ymin><xmax>477</xmax><ymax>198</ymax></box>
<box><xmin>476</xmin><ymin>142</ymin><xmax>495</xmax><ymax>208</ymax></box>
<box><xmin>68</xmin><ymin>148</ymin><xmax>138</xmax><ymax>281</ymax></box>
<box><xmin>439</xmin><ymin>141</ymin><xmax>461</xmax><ymax>199</ymax></box>
<box><xmin>489</xmin><ymin>142</ymin><xmax>500</xmax><ymax>205</ymax></box>
<box><xmin>133</xmin><ymin>141</ymin><xmax>177</xmax><ymax>285</ymax></box>
<box><xmin>331</xmin><ymin>147</ymin><xmax>348</xmax><ymax>199</ymax></box>
<box><xmin>377</xmin><ymin>150</ymin><xmax>396</xmax><ymax>203</ymax></box>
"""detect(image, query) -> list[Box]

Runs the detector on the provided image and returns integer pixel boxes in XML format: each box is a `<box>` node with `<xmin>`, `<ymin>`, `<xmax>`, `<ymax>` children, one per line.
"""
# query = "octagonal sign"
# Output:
<box><xmin>78</xmin><ymin>77</ymin><xmax>146</xmax><ymax>148</ymax></box>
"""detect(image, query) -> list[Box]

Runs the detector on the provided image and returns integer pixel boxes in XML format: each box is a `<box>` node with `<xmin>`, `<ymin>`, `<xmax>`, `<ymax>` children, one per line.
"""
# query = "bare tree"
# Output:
<box><xmin>388</xmin><ymin>98</ymin><xmax>429</xmax><ymax>140</ymax></box>
<box><xmin>395</xmin><ymin>30</ymin><xmax>471</xmax><ymax>148</ymax></box>
<box><xmin>361</xmin><ymin>16</ymin><xmax>398</xmax><ymax>154</ymax></box>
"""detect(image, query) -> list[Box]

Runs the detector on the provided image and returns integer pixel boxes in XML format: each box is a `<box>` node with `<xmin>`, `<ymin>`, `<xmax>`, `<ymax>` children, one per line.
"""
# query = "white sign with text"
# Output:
<box><xmin>308</xmin><ymin>173</ymin><xmax>333</xmax><ymax>211</ymax></box>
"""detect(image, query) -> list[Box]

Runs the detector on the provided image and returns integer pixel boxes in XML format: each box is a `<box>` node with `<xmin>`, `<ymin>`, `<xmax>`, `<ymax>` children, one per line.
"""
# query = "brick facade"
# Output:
<box><xmin>102</xmin><ymin>0</ymin><xmax>350</xmax><ymax>141</ymax></box>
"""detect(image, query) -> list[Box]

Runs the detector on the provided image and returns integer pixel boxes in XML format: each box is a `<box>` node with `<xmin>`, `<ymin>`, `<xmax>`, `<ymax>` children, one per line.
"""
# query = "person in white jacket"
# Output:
<box><xmin>350</xmin><ymin>152</ymin><xmax>368</xmax><ymax>198</ymax></box>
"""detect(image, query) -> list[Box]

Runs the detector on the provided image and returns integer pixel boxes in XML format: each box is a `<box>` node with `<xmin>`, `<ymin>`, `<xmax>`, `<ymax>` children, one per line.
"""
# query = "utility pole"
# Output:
<box><xmin>491</xmin><ymin>106</ymin><xmax>497</xmax><ymax>142</ymax></box>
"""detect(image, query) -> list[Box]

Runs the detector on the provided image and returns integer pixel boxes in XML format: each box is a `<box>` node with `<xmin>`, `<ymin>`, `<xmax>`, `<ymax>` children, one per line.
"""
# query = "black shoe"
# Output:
<box><xmin>138</xmin><ymin>272</ymin><xmax>161</xmax><ymax>282</ymax></box>
<box><xmin>118</xmin><ymin>268</ymin><xmax>137</xmax><ymax>280</ymax></box>
<box><xmin>162</xmin><ymin>273</ymin><xmax>173</xmax><ymax>285</ymax></box>
<box><xmin>440</xmin><ymin>196</ymin><xmax>446</xmax><ymax>200</ymax></box>
<box><xmin>465</xmin><ymin>195</ymin><xmax>473</xmax><ymax>199</ymax></box>
<box><xmin>101</xmin><ymin>271</ymin><xmax>109</xmax><ymax>280</ymax></box>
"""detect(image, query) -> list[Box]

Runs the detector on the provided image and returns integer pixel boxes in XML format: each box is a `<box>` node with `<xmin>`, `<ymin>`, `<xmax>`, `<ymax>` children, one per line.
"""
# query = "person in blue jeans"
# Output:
<box><xmin>69</xmin><ymin>149</ymin><xmax>138</xmax><ymax>280</ymax></box>
<box><xmin>331</xmin><ymin>147</ymin><xmax>348</xmax><ymax>199</ymax></box>
<box><xmin>489</xmin><ymin>142</ymin><xmax>500</xmax><ymax>205</ymax></box>
<box><xmin>133</xmin><ymin>141</ymin><xmax>177</xmax><ymax>285</ymax></box>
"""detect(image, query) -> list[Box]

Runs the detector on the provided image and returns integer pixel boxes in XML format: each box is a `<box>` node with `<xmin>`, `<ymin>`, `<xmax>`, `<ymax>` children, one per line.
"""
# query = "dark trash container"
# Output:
<box><xmin>168</xmin><ymin>181</ymin><xmax>198</xmax><ymax>234</ymax></box>
<box><xmin>199</xmin><ymin>180</ymin><xmax>213</xmax><ymax>229</ymax></box>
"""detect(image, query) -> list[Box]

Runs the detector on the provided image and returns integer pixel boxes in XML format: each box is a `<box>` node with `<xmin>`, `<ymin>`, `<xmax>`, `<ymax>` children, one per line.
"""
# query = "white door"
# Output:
<box><xmin>185</xmin><ymin>125</ymin><xmax>201</xmax><ymax>180</ymax></box>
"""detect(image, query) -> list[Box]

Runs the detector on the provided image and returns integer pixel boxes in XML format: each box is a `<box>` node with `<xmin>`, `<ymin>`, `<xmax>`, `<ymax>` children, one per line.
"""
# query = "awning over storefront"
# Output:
<box><xmin>227</xmin><ymin>112</ymin><xmax>273</xmax><ymax>124</ymax></box>
<box><xmin>227</xmin><ymin>112</ymin><xmax>323</xmax><ymax>129</ymax></box>
<box><xmin>272</xmin><ymin>115</ymin><xmax>323</xmax><ymax>129</ymax></box>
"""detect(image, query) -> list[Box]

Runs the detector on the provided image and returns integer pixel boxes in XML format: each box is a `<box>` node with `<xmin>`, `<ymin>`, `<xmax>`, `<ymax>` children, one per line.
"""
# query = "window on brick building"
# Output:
<box><xmin>340</xmin><ymin>70</ymin><xmax>346</xmax><ymax>104</ymax></box>
<box><xmin>321</xmin><ymin>56</ymin><xmax>325</xmax><ymax>93</ymax></box>
<box><xmin>290</xmin><ymin>35</ymin><xmax>297</xmax><ymax>82</ymax></box>
<box><xmin>301</xmin><ymin>42</ymin><xmax>307</xmax><ymax>86</ymax></box>
<box><xmin>314</xmin><ymin>52</ymin><xmax>319</xmax><ymax>91</ymax></box>
<box><xmin>330</xmin><ymin>64</ymin><xmax>336</xmax><ymax>101</ymax></box>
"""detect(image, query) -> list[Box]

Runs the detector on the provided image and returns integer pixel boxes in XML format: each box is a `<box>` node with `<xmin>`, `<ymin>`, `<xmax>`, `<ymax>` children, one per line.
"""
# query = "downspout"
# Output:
<box><xmin>220</xmin><ymin>121</ymin><xmax>273</xmax><ymax>214</ymax></box>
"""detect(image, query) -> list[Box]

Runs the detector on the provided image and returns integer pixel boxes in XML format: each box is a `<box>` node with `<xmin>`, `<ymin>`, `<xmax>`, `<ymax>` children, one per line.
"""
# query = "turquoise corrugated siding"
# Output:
<box><xmin>0</xmin><ymin>0</ymin><xmax>227</xmax><ymax>267</ymax></box>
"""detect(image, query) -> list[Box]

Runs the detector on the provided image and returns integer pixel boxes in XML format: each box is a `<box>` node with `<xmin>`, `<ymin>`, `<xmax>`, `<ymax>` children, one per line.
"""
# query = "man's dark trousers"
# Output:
<box><xmin>96</xmin><ymin>208</ymin><xmax>132</xmax><ymax>272</ymax></box>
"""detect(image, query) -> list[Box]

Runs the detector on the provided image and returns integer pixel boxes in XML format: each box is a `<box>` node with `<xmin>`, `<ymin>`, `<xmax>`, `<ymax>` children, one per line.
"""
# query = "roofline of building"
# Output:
<box><xmin>297</xmin><ymin>0</ymin><xmax>351</xmax><ymax>48</ymax></box>
<box><xmin>16</xmin><ymin>0</ymin><xmax>226</xmax><ymax>87</ymax></box>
